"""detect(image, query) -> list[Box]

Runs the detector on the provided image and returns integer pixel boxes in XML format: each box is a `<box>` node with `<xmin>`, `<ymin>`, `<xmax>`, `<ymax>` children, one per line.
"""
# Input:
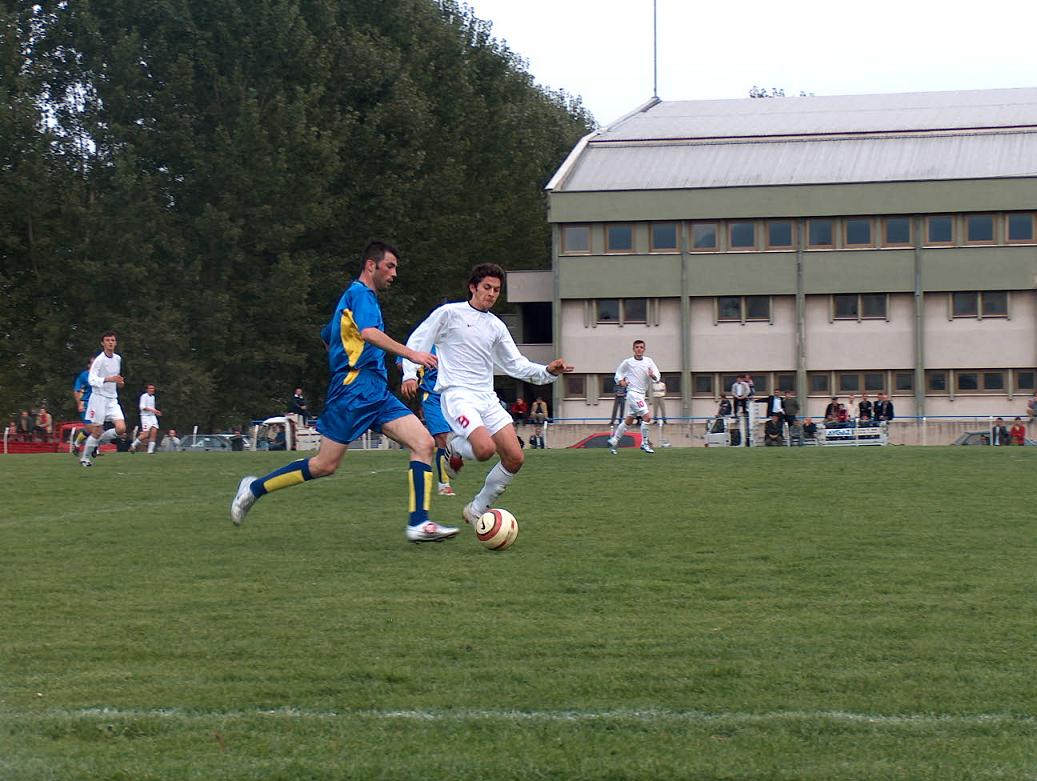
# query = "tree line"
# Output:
<box><xmin>0</xmin><ymin>0</ymin><xmax>592</xmax><ymax>430</ymax></box>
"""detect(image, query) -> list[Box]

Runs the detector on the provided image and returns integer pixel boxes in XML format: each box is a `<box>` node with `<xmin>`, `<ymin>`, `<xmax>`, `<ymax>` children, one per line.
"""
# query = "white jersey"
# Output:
<box><xmin>614</xmin><ymin>356</ymin><xmax>659</xmax><ymax>396</ymax></box>
<box><xmin>88</xmin><ymin>350</ymin><xmax>122</xmax><ymax>399</ymax></box>
<box><xmin>406</xmin><ymin>301</ymin><xmax>557</xmax><ymax>392</ymax></box>
<box><xmin>139</xmin><ymin>392</ymin><xmax>158</xmax><ymax>424</ymax></box>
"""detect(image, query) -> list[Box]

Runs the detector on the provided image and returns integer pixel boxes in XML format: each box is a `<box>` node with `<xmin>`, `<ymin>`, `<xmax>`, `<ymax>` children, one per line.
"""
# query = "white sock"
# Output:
<box><xmin>130</xmin><ymin>438</ymin><xmax>141</xmax><ymax>450</ymax></box>
<box><xmin>98</xmin><ymin>428</ymin><xmax>118</xmax><ymax>444</ymax></box>
<box><xmin>472</xmin><ymin>463</ymin><xmax>516</xmax><ymax>516</ymax></box>
<box><xmin>612</xmin><ymin>422</ymin><xmax>628</xmax><ymax>442</ymax></box>
<box><xmin>83</xmin><ymin>435</ymin><xmax>99</xmax><ymax>457</ymax></box>
<box><xmin>147</xmin><ymin>441</ymin><xmax>155</xmax><ymax>453</ymax></box>
<box><xmin>640</xmin><ymin>422</ymin><xmax>649</xmax><ymax>439</ymax></box>
<box><xmin>450</xmin><ymin>434</ymin><xmax>475</xmax><ymax>461</ymax></box>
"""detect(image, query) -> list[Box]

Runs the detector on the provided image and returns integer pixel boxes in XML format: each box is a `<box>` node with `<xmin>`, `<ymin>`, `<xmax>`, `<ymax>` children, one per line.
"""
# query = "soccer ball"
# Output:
<box><xmin>476</xmin><ymin>508</ymin><xmax>519</xmax><ymax>551</ymax></box>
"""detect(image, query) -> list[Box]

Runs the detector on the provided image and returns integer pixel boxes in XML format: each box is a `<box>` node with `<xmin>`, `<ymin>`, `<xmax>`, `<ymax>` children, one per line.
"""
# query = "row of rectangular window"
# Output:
<box><xmin>561</xmin><ymin>213</ymin><xmax>1037</xmax><ymax>254</ymax></box>
<box><xmin>562</xmin><ymin>369</ymin><xmax>1036</xmax><ymax>399</ymax></box>
<box><xmin>591</xmin><ymin>292</ymin><xmax>1010</xmax><ymax>325</ymax></box>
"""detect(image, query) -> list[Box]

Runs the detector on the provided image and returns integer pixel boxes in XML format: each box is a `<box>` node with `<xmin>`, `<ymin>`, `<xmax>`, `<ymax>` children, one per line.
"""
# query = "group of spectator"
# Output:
<box><xmin>6</xmin><ymin>407</ymin><xmax>54</xmax><ymax>442</ymax></box>
<box><xmin>509</xmin><ymin>395</ymin><xmax>550</xmax><ymax>449</ymax></box>
<box><xmin>822</xmin><ymin>393</ymin><xmax>895</xmax><ymax>426</ymax></box>
<box><xmin>990</xmin><ymin>417</ymin><xmax>1028</xmax><ymax>446</ymax></box>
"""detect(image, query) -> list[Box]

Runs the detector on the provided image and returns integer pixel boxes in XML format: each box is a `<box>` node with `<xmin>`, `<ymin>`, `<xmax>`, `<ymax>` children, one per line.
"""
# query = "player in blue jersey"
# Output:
<box><xmin>71</xmin><ymin>357</ymin><xmax>93</xmax><ymax>455</ymax></box>
<box><xmin>400</xmin><ymin>346</ymin><xmax>463</xmax><ymax>496</ymax></box>
<box><xmin>230</xmin><ymin>240</ymin><xmax>460</xmax><ymax>543</ymax></box>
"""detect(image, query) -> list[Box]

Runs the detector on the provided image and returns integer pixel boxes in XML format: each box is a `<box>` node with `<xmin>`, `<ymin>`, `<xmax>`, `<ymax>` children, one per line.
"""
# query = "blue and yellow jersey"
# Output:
<box><xmin>73</xmin><ymin>370</ymin><xmax>92</xmax><ymax>405</ymax></box>
<box><xmin>419</xmin><ymin>347</ymin><xmax>438</xmax><ymax>394</ymax></box>
<box><xmin>322</xmin><ymin>280</ymin><xmax>387</xmax><ymax>385</ymax></box>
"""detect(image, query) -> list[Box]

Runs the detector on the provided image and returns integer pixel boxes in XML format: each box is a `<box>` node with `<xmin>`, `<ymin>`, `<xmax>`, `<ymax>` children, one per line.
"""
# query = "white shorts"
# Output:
<box><xmin>625</xmin><ymin>391</ymin><xmax>650</xmax><ymax>419</ymax></box>
<box><xmin>441</xmin><ymin>388</ymin><xmax>514</xmax><ymax>440</ymax></box>
<box><xmin>85</xmin><ymin>396</ymin><xmax>125</xmax><ymax>425</ymax></box>
<box><xmin>140</xmin><ymin>415</ymin><xmax>159</xmax><ymax>432</ymax></box>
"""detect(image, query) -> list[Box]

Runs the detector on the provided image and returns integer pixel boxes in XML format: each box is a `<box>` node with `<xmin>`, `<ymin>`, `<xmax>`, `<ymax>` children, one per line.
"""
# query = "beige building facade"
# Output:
<box><xmin>506</xmin><ymin>87</ymin><xmax>1037</xmax><ymax>424</ymax></box>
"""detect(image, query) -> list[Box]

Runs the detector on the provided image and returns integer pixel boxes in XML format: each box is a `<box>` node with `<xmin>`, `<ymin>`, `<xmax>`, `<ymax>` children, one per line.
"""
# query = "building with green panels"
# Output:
<box><xmin>508</xmin><ymin>87</ymin><xmax>1037</xmax><ymax>423</ymax></box>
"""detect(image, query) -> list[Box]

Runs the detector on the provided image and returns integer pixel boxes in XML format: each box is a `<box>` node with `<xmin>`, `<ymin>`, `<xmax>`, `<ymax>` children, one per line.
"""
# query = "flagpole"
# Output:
<box><xmin>653</xmin><ymin>0</ymin><xmax>658</xmax><ymax>99</ymax></box>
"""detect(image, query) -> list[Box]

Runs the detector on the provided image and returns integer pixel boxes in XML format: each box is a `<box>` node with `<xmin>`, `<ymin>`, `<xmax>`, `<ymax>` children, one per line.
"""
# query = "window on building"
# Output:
<box><xmin>894</xmin><ymin>371</ymin><xmax>914</xmax><ymax>392</ymax></box>
<box><xmin>927</xmin><ymin>370</ymin><xmax>948</xmax><ymax>393</ymax></box>
<box><xmin>563</xmin><ymin>374</ymin><xmax>586</xmax><ymax>398</ymax></box>
<box><xmin>955</xmin><ymin>371</ymin><xmax>1005</xmax><ymax>393</ymax></box>
<box><xmin>600</xmin><ymin>375</ymin><xmax>619</xmax><ymax>396</ymax></box>
<box><xmin>729</xmin><ymin>221</ymin><xmax>756</xmax><ymax>250</ymax></box>
<box><xmin>808</xmin><ymin>219</ymin><xmax>834</xmax><ymax>247</ymax></box>
<box><xmin>926</xmin><ymin>215</ymin><xmax>954</xmax><ymax>245</ymax></box>
<box><xmin>691</xmin><ymin>222</ymin><xmax>718</xmax><ymax>250</ymax></box>
<box><xmin>952</xmin><ymin>291</ymin><xmax>1008</xmax><ymax>319</ymax></box>
<box><xmin>1007</xmin><ymin>213</ymin><xmax>1035</xmax><ymax>243</ymax></box>
<box><xmin>965</xmin><ymin>214</ymin><xmax>995</xmax><ymax>244</ymax></box>
<box><xmin>661</xmin><ymin>372</ymin><xmax>681</xmax><ymax>394</ymax></box>
<box><xmin>845</xmin><ymin>217</ymin><xmax>873</xmax><ymax>247</ymax></box>
<box><xmin>750</xmin><ymin>374</ymin><xmax>769</xmax><ymax>395</ymax></box>
<box><xmin>745</xmin><ymin>296</ymin><xmax>770</xmax><ymax>321</ymax></box>
<box><xmin>596</xmin><ymin>298</ymin><xmax>648</xmax><ymax>324</ymax></box>
<box><xmin>717</xmin><ymin>296</ymin><xmax>770</xmax><ymax>323</ymax></box>
<box><xmin>776</xmin><ymin>373</ymin><xmax>796</xmax><ymax>392</ymax></box>
<box><xmin>834</xmin><ymin>293</ymin><xmax>886</xmax><ymax>320</ymax></box>
<box><xmin>721</xmin><ymin>374</ymin><xmax>740</xmax><ymax>395</ymax></box>
<box><xmin>597</xmin><ymin>299</ymin><xmax>620</xmax><ymax>322</ymax></box>
<box><xmin>1016</xmin><ymin>370</ymin><xmax>1035</xmax><ymax>392</ymax></box>
<box><xmin>808</xmin><ymin>372</ymin><xmax>830</xmax><ymax>394</ymax></box>
<box><xmin>692</xmin><ymin>374</ymin><xmax>714</xmax><ymax>396</ymax></box>
<box><xmin>717</xmin><ymin>297</ymin><xmax>742</xmax><ymax>322</ymax></box>
<box><xmin>838</xmin><ymin>373</ymin><xmax>860</xmax><ymax>393</ymax></box>
<box><xmin>767</xmin><ymin>221</ymin><xmax>794</xmax><ymax>249</ymax></box>
<box><xmin>562</xmin><ymin>224</ymin><xmax>590</xmax><ymax>254</ymax></box>
<box><xmin>650</xmin><ymin>222</ymin><xmax>678</xmax><ymax>251</ymax></box>
<box><xmin>623</xmin><ymin>298</ymin><xmax>648</xmax><ymax>323</ymax></box>
<box><xmin>606</xmin><ymin>224</ymin><xmax>634</xmax><ymax>252</ymax></box>
<box><xmin>883</xmin><ymin>216</ymin><xmax>912</xmax><ymax>246</ymax></box>
<box><xmin>863</xmin><ymin>372</ymin><xmax>885</xmax><ymax>391</ymax></box>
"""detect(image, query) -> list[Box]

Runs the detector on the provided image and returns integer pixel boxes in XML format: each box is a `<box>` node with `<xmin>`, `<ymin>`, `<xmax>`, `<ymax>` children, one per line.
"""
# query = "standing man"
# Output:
<box><xmin>130</xmin><ymin>383</ymin><xmax>162</xmax><ymax>453</ymax></box>
<box><xmin>230</xmin><ymin>240</ymin><xmax>459</xmax><ymax>543</ymax></box>
<box><xmin>72</xmin><ymin>358</ymin><xmax>93</xmax><ymax>455</ymax></box>
<box><xmin>874</xmin><ymin>392</ymin><xmax>896</xmax><ymax>422</ymax></box>
<box><xmin>404</xmin><ymin>263</ymin><xmax>571</xmax><ymax>526</ymax></box>
<box><xmin>289</xmin><ymin>387</ymin><xmax>308</xmax><ymax>427</ymax></box>
<box><xmin>400</xmin><ymin>346</ymin><xmax>462</xmax><ymax>497</ymax></box>
<box><xmin>79</xmin><ymin>331</ymin><xmax>127</xmax><ymax>467</ymax></box>
<box><xmin>607</xmin><ymin>339</ymin><xmax>660</xmax><ymax>455</ymax></box>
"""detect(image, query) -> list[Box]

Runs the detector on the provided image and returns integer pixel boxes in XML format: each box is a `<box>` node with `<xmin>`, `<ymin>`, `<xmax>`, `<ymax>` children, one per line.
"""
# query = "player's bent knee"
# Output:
<box><xmin>502</xmin><ymin>452</ymin><xmax>524</xmax><ymax>473</ymax></box>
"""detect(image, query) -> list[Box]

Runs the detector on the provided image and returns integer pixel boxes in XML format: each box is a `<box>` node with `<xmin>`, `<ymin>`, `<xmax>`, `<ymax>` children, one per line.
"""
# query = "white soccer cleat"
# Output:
<box><xmin>462</xmin><ymin>502</ymin><xmax>481</xmax><ymax>525</ymax></box>
<box><xmin>230</xmin><ymin>476</ymin><xmax>258</xmax><ymax>526</ymax></box>
<box><xmin>406</xmin><ymin>521</ymin><xmax>460</xmax><ymax>543</ymax></box>
<box><xmin>79</xmin><ymin>458</ymin><xmax>92</xmax><ymax>468</ymax></box>
<box><xmin>640</xmin><ymin>441</ymin><xmax>655</xmax><ymax>454</ymax></box>
<box><xmin>437</xmin><ymin>485</ymin><xmax>456</xmax><ymax>496</ymax></box>
<box><xmin>607</xmin><ymin>436</ymin><xmax>618</xmax><ymax>455</ymax></box>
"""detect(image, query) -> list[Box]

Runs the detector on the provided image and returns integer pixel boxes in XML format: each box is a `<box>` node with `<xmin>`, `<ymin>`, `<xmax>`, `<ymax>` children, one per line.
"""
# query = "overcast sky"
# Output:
<box><xmin>464</xmin><ymin>0</ymin><xmax>1037</xmax><ymax>126</ymax></box>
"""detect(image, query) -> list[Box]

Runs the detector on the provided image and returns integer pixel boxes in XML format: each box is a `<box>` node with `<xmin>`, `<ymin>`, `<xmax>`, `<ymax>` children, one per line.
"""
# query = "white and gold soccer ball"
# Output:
<box><xmin>475</xmin><ymin>508</ymin><xmax>519</xmax><ymax>551</ymax></box>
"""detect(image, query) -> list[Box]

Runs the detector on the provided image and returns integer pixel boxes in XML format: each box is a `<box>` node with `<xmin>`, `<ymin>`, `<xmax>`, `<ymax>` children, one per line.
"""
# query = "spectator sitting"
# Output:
<box><xmin>801</xmin><ymin>417</ymin><xmax>818</xmax><ymax>442</ymax></box>
<box><xmin>5</xmin><ymin>420</ymin><xmax>17</xmax><ymax>440</ymax></box>
<box><xmin>33</xmin><ymin>406</ymin><xmax>53</xmax><ymax>440</ymax></box>
<box><xmin>1010</xmin><ymin>417</ymin><xmax>1026</xmax><ymax>445</ymax></box>
<box><xmin>161</xmin><ymin>429</ymin><xmax>181</xmax><ymax>451</ymax></box>
<box><xmin>17</xmin><ymin>410</ymin><xmax>33</xmax><ymax>441</ymax></box>
<box><xmin>836</xmin><ymin>405</ymin><xmax>850</xmax><ymax>424</ymax></box>
<box><xmin>268</xmin><ymin>423</ymin><xmax>287</xmax><ymax>451</ymax></box>
<box><xmin>529</xmin><ymin>396</ymin><xmax>548</xmax><ymax>449</ymax></box>
<box><xmin>823</xmin><ymin>397</ymin><xmax>841</xmax><ymax>424</ymax></box>
<box><xmin>764</xmin><ymin>413</ymin><xmax>784</xmax><ymax>446</ymax></box>
<box><xmin>509</xmin><ymin>396</ymin><xmax>528</xmax><ymax>425</ymax></box>
<box><xmin>230</xmin><ymin>427</ymin><xmax>245</xmax><ymax>451</ymax></box>
<box><xmin>858</xmin><ymin>393</ymin><xmax>873</xmax><ymax>423</ymax></box>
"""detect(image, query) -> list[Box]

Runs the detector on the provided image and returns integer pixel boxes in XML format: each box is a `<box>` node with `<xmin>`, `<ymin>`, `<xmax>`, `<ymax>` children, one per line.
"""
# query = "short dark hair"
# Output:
<box><xmin>467</xmin><ymin>263</ymin><xmax>505</xmax><ymax>297</ymax></box>
<box><xmin>633</xmin><ymin>339</ymin><xmax>645</xmax><ymax>347</ymax></box>
<box><xmin>361</xmin><ymin>240</ymin><xmax>399</xmax><ymax>271</ymax></box>
<box><xmin>101</xmin><ymin>330</ymin><xmax>116</xmax><ymax>339</ymax></box>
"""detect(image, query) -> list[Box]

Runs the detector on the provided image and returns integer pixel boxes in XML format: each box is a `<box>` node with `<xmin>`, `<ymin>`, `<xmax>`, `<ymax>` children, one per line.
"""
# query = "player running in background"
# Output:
<box><xmin>400</xmin><ymin>346</ymin><xmax>463</xmax><ymax>496</ymax></box>
<box><xmin>230</xmin><ymin>240</ymin><xmax>459</xmax><ymax>543</ymax></box>
<box><xmin>79</xmin><ymin>331</ymin><xmax>127</xmax><ymax>467</ymax></box>
<box><xmin>71</xmin><ymin>357</ymin><xmax>93</xmax><ymax>455</ymax></box>
<box><xmin>130</xmin><ymin>383</ymin><xmax>162</xmax><ymax>453</ymax></box>
<box><xmin>608</xmin><ymin>339</ymin><xmax>660</xmax><ymax>455</ymax></box>
<box><xmin>405</xmin><ymin>263</ymin><xmax>572</xmax><ymax>526</ymax></box>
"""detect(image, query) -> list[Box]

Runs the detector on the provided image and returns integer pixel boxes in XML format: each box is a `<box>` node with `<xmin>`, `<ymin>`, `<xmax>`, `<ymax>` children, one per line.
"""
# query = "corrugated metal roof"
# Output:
<box><xmin>549</xmin><ymin>88</ymin><xmax>1037</xmax><ymax>192</ymax></box>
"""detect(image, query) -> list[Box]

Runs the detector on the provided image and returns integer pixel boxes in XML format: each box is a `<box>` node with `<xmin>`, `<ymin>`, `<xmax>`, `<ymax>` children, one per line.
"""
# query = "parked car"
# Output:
<box><xmin>568</xmin><ymin>431</ymin><xmax>642</xmax><ymax>449</ymax></box>
<box><xmin>179</xmin><ymin>434</ymin><xmax>235</xmax><ymax>451</ymax></box>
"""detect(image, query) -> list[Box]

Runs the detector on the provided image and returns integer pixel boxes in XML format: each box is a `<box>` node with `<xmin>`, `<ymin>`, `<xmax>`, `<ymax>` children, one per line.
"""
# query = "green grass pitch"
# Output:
<box><xmin>2</xmin><ymin>446</ymin><xmax>1036</xmax><ymax>780</ymax></box>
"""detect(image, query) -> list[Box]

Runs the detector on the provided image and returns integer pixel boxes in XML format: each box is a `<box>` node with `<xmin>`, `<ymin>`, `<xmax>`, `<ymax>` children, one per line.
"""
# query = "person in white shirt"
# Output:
<box><xmin>80</xmin><ymin>330</ymin><xmax>127</xmax><ymax>467</ymax></box>
<box><xmin>406</xmin><ymin>263</ymin><xmax>572</xmax><ymax>525</ymax></box>
<box><xmin>130</xmin><ymin>383</ymin><xmax>162</xmax><ymax>453</ymax></box>
<box><xmin>608</xmin><ymin>340</ymin><xmax>660</xmax><ymax>455</ymax></box>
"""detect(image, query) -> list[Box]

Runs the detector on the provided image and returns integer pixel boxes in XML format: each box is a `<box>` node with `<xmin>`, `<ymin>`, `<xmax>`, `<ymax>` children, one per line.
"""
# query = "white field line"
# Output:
<box><xmin>4</xmin><ymin>707</ymin><xmax>1036</xmax><ymax>727</ymax></box>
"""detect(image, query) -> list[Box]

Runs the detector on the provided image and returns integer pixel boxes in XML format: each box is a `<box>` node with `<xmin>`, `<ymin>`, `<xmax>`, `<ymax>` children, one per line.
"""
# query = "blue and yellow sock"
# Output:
<box><xmin>434</xmin><ymin>447</ymin><xmax>450</xmax><ymax>487</ymax></box>
<box><xmin>407</xmin><ymin>460</ymin><xmax>432</xmax><ymax>527</ymax></box>
<box><xmin>251</xmin><ymin>458</ymin><xmax>314</xmax><ymax>498</ymax></box>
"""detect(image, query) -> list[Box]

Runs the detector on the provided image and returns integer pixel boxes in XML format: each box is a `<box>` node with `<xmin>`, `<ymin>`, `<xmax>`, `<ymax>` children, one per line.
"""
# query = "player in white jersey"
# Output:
<box><xmin>80</xmin><ymin>330</ymin><xmax>127</xmax><ymax>466</ymax></box>
<box><xmin>130</xmin><ymin>383</ymin><xmax>162</xmax><ymax>453</ymax></box>
<box><xmin>608</xmin><ymin>339</ymin><xmax>660</xmax><ymax>455</ymax></box>
<box><xmin>406</xmin><ymin>263</ymin><xmax>572</xmax><ymax>525</ymax></box>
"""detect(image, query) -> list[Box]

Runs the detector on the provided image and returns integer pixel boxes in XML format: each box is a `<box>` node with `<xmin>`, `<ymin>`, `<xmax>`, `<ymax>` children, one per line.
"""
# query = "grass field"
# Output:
<box><xmin>2</xmin><ymin>446</ymin><xmax>1036</xmax><ymax>780</ymax></box>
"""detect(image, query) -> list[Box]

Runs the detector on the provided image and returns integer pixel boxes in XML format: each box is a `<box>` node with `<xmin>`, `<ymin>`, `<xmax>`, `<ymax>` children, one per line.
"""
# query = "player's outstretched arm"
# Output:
<box><xmin>360</xmin><ymin>326</ymin><xmax>437</xmax><ymax>369</ymax></box>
